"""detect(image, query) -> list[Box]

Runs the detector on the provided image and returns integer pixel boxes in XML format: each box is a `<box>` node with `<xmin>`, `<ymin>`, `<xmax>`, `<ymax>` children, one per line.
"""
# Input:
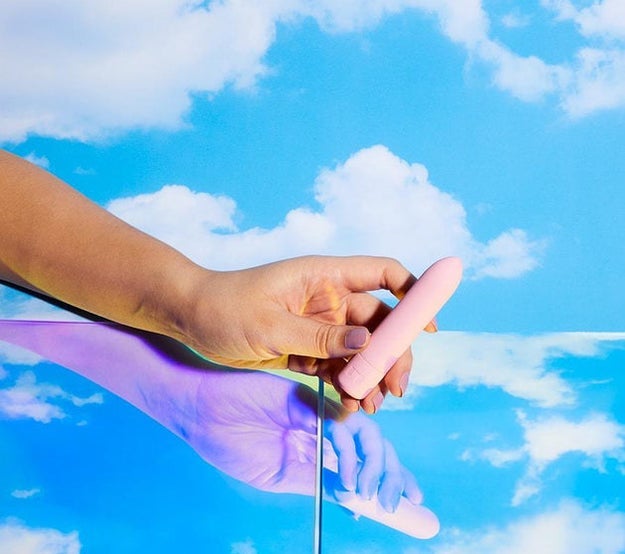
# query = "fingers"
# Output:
<box><xmin>330</xmin><ymin>256</ymin><xmax>416</xmax><ymax>299</ymax></box>
<box><xmin>381</xmin><ymin>348</ymin><xmax>413</xmax><ymax>399</ymax></box>
<box><xmin>327</xmin><ymin>413</ymin><xmax>424</xmax><ymax>513</ymax></box>
<box><xmin>326</xmin><ymin>422</ymin><xmax>359</xmax><ymax>492</ymax></box>
<box><xmin>282</xmin><ymin>312</ymin><xmax>370</xmax><ymax>360</ymax></box>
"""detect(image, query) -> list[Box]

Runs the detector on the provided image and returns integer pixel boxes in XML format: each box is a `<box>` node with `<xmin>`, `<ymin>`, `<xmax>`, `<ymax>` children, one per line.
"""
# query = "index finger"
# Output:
<box><xmin>332</xmin><ymin>256</ymin><xmax>416</xmax><ymax>299</ymax></box>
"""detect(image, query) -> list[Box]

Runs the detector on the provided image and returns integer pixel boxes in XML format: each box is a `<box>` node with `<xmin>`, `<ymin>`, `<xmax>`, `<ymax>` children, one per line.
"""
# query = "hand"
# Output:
<box><xmin>0</xmin><ymin>320</ymin><xmax>438</xmax><ymax>538</ymax></box>
<box><xmin>180</xmin><ymin>255</ymin><xmax>433</xmax><ymax>412</ymax></box>
<box><xmin>0</xmin><ymin>154</ymin><xmax>429</xmax><ymax>411</ymax></box>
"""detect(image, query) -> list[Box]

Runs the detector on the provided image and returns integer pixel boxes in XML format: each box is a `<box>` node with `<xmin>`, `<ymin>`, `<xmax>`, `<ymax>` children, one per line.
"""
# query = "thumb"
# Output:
<box><xmin>284</xmin><ymin>313</ymin><xmax>370</xmax><ymax>359</ymax></box>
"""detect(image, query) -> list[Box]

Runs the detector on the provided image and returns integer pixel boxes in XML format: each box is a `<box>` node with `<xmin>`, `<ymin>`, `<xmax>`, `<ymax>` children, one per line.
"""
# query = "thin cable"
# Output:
<box><xmin>313</xmin><ymin>378</ymin><xmax>324</xmax><ymax>554</ymax></box>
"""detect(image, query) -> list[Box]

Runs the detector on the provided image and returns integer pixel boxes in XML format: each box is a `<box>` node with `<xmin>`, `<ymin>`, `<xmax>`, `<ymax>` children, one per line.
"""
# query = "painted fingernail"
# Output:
<box><xmin>400</xmin><ymin>373</ymin><xmax>409</xmax><ymax>397</ymax></box>
<box><xmin>345</xmin><ymin>327</ymin><xmax>369</xmax><ymax>350</ymax></box>
<box><xmin>372</xmin><ymin>391</ymin><xmax>384</xmax><ymax>413</ymax></box>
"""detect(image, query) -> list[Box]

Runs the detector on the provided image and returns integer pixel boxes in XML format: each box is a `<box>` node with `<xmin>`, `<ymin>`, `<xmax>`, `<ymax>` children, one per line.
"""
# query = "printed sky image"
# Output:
<box><xmin>1</xmin><ymin>1</ymin><xmax>625</xmax><ymax>553</ymax></box>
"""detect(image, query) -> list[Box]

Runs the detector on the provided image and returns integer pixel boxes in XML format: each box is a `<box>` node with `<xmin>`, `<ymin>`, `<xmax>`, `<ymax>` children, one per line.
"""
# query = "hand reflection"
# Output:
<box><xmin>0</xmin><ymin>320</ymin><xmax>439</xmax><ymax>539</ymax></box>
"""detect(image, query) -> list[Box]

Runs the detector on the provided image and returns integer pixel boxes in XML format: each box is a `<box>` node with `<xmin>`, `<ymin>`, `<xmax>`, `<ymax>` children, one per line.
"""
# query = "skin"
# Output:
<box><xmin>0</xmin><ymin>149</ymin><xmax>433</xmax><ymax>413</ymax></box>
<box><xmin>0</xmin><ymin>320</ymin><xmax>424</xmax><ymax>513</ymax></box>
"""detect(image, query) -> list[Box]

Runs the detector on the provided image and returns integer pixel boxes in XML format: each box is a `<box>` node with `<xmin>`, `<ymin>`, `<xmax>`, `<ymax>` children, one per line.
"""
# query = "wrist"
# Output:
<box><xmin>140</xmin><ymin>255</ymin><xmax>215</xmax><ymax>344</ymax></box>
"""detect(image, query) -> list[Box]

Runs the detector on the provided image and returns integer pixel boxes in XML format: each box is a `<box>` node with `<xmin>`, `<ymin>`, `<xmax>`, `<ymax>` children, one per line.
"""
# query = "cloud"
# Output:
<box><xmin>476</xmin><ymin>41</ymin><xmax>570</xmax><ymax>102</ymax></box>
<box><xmin>73</xmin><ymin>166</ymin><xmax>96</xmax><ymax>176</ymax></box>
<box><xmin>403</xmin><ymin>331</ymin><xmax>625</xmax><ymax>408</ymax></box>
<box><xmin>466</xmin><ymin>410</ymin><xmax>625</xmax><ymax>505</ymax></box>
<box><xmin>0</xmin><ymin>284</ymin><xmax>87</xmax><ymax>322</ymax></box>
<box><xmin>230</xmin><ymin>539</ymin><xmax>258</xmax><ymax>554</ymax></box>
<box><xmin>3</xmin><ymin>0</ymin><xmax>625</xmax><ymax>144</ymax></box>
<box><xmin>562</xmin><ymin>47</ymin><xmax>625</xmax><ymax>117</ymax></box>
<box><xmin>519</xmin><ymin>411</ymin><xmax>625</xmax><ymax>468</ymax></box>
<box><xmin>0</xmin><ymin>370</ymin><xmax>103</xmax><ymax>423</ymax></box>
<box><xmin>11</xmin><ymin>488</ymin><xmax>41</xmax><ymax>499</ymax></box>
<box><xmin>500</xmin><ymin>12</ymin><xmax>532</xmax><ymax>29</ymax></box>
<box><xmin>0</xmin><ymin>0</ymin><xmax>279</xmax><ymax>143</ymax></box>
<box><xmin>0</xmin><ymin>342</ymin><xmax>42</xmax><ymax>368</ymax></box>
<box><xmin>0</xmin><ymin>520</ymin><xmax>81</xmax><ymax>554</ymax></box>
<box><xmin>22</xmin><ymin>152</ymin><xmax>50</xmax><ymax>168</ymax></box>
<box><xmin>429</xmin><ymin>500</ymin><xmax>625</xmax><ymax>554</ymax></box>
<box><xmin>543</xmin><ymin>0</ymin><xmax>625</xmax><ymax>40</ymax></box>
<box><xmin>108</xmin><ymin>145</ymin><xmax>543</xmax><ymax>278</ymax></box>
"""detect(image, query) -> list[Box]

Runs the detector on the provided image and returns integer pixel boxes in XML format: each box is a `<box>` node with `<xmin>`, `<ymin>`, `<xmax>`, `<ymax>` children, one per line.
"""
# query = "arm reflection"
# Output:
<box><xmin>0</xmin><ymin>319</ymin><xmax>439</xmax><ymax>539</ymax></box>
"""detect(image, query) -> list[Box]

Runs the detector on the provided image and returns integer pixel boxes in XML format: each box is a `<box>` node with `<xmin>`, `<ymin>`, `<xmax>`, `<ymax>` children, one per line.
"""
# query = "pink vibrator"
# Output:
<box><xmin>337</xmin><ymin>256</ymin><xmax>463</xmax><ymax>399</ymax></box>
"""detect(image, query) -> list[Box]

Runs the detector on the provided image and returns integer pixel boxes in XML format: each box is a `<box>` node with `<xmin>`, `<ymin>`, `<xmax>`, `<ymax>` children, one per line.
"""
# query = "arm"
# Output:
<box><xmin>0</xmin><ymin>319</ymin><xmax>439</xmax><ymax>539</ymax></box>
<box><xmin>0</xmin><ymin>151</ymin><xmax>422</xmax><ymax>411</ymax></box>
<box><xmin>0</xmin><ymin>149</ymin><xmax>202</xmax><ymax>339</ymax></box>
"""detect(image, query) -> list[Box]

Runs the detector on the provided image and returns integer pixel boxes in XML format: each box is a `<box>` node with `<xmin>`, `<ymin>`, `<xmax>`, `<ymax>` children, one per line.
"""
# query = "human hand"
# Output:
<box><xmin>179</xmin><ymin>255</ymin><xmax>435</xmax><ymax>412</ymax></box>
<box><xmin>184</xmin><ymin>370</ymin><xmax>438</xmax><ymax>538</ymax></box>
<box><xmin>0</xmin><ymin>319</ymin><xmax>438</xmax><ymax>538</ymax></box>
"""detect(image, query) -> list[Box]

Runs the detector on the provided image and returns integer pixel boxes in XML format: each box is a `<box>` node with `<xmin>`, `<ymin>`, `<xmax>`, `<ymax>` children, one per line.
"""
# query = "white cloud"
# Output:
<box><xmin>543</xmin><ymin>0</ymin><xmax>625</xmax><ymax>40</ymax></box>
<box><xmin>11</xmin><ymin>488</ymin><xmax>41</xmax><ymax>499</ymax></box>
<box><xmin>562</xmin><ymin>47</ymin><xmax>625</xmax><ymax>117</ymax></box>
<box><xmin>108</xmin><ymin>145</ymin><xmax>543</xmax><ymax>278</ymax></box>
<box><xmin>468</xmin><ymin>410</ymin><xmax>625</xmax><ymax>505</ymax></box>
<box><xmin>520</xmin><ymin>411</ymin><xmax>625</xmax><ymax>467</ymax></box>
<box><xmin>477</xmin><ymin>41</ymin><xmax>570</xmax><ymax>102</ymax></box>
<box><xmin>0</xmin><ymin>0</ymin><xmax>279</xmax><ymax>143</ymax></box>
<box><xmin>72</xmin><ymin>166</ymin><xmax>96</xmax><ymax>176</ymax></box>
<box><xmin>3</xmin><ymin>0</ymin><xmax>625</xmax><ymax>144</ymax></box>
<box><xmin>23</xmin><ymin>152</ymin><xmax>50</xmax><ymax>168</ymax></box>
<box><xmin>0</xmin><ymin>333</ymin><xmax>43</xmax><ymax>367</ymax></box>
<box><xmin>430</xmin><ymin>500</ymin><xmax>625</xmax><ymax>554</ymax></box>
<box><xmin>230</xmin><ymin>539</ymin><xmax>258</xmax><ymax>554</ymax></box>
<box><xmin>0</xmin><ymin>370</ymin><xmax>103</xmax><ymax>423</ymax></box>
<box><xmin>0</xmin><ymin>520</ymin><xmax>80</xmax><ymax>554</ymax></box>
<box><xmin>0</xmin><ymin>285</ymin><xmax>87</xmax><ymax>322</ymax></box>
<box><xmin>404</xmin><ymin>331</ymin><xmax>625</xmax><ymax>408</ymax></box>
<box><xmin>500</xmin><ymin>12</ymin><xmax>532</xmax><ymax>29</ymax></box>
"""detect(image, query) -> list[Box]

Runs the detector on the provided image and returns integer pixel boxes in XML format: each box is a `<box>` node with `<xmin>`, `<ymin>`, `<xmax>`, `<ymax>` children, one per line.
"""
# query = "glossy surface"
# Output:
<box><xmin>3</xmin><ymin>320</ymin><xmax>624</xmax><ymax>552</ymax></box>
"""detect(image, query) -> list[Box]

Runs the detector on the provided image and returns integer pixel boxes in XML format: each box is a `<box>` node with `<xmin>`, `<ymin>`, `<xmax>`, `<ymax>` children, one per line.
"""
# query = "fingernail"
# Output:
<box><xmin>424</xmin><ymin>318</ymin><xmax>438</xmax><ymax>333</ymax></box>
<box><xmin>372</xmin><ymin>391</ymin><xmax>384</xmax><ymax>413</ymax></box>
<box><xmin>367</xmin><ymin>481</ymin><xmax>377</xmax><ymax>501</ymax></box>
<box><xmin>346</xmin><ymin>471</ymin><xmax>357</xmax><ymax>492</ymax></box>
<box><xmin>399</xmin><ymin>373</ymin><xmax>409</xmax><ymax>397</ymax></box>
<box><xmin>345</xmin><ymin>327</ymin><xmax>369</xmax><ymax>350</ymax></box>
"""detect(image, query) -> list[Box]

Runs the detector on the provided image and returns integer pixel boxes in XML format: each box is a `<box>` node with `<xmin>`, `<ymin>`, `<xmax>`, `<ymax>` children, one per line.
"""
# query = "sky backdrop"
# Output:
<box><xmin>1</xmin><ymin>1</ymin><xmax>624</xmax><ymax>552</ymax></box>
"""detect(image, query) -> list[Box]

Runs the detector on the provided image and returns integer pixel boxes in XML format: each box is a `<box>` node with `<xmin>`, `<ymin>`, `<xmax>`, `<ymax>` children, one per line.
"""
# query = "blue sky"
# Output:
<box><xmin>1</xmin><ymin>1</ymin><xmax>625</xmax><ymax>552</ymax></box>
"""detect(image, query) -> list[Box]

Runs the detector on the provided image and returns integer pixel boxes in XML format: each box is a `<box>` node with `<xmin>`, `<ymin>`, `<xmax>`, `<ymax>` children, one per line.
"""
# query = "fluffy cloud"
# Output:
<box><xmin>466</xmin><ymin>410</ymin><xmax>625</xmax><ymax>505</ymax></box>
<box><xmin>108</xmin><ymin>145</ymin><xmax>544</xmax><ymax>277</ymax></box>
<box><xmin>0</xmin><ymin>520</ymin><xmax>80</xmax><ymax>554</ymax></box>
<box><xmin>520</xmin><ymin>411</ymin><xmax>625</xmax><ymax>468</ymax></box>
<box><xmin>0</xmin><ymin>0</ymin><xmax>279</xmax><ymax>142</ymax></box>
<box><xmin>543</xmin><ymin>0</ymin><xmax>625</xmax><ymax>40</ymax></box>
<box><xmin>430</xmin><ymin>500</ymin><xmax>625</xmax><ymax>554</ymax></box>
<box><xmin>0</xmin><ymin>370</ymin><xmax>103</xmax><ymax>423</ymax></box>
<box><xmin>562</xmin><ymin>48</ymin><xmax>625</xmax><ymax>117</ymax></box>
<box><xmin>477</xmin><ymin>41</ymin><xmax>569</xmax><ymax>102</ymax></box>
<box><xmin>403</xmin><ymin>331</ymin><xmax>625</xmax><ymax>408</ymax></box>
<box><xmin>2</xmin><ymin>0</ymin><xmax>625</xmax><ymax>143</ymax></box>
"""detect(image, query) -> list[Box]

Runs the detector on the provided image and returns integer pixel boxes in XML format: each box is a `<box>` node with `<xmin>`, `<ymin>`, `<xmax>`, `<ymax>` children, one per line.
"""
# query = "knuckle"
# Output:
<box><xmin>314</xmin><ymin>324</ymin><xmax>333</xmax><ymax>358</ymax></box>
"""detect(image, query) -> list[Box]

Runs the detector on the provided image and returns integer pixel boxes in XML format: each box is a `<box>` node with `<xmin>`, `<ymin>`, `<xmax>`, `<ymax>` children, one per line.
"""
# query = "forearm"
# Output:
<box><xmin>0</xmin><ymin>150</ymin><xmax>205</xmax><ymax>339</ymax></box>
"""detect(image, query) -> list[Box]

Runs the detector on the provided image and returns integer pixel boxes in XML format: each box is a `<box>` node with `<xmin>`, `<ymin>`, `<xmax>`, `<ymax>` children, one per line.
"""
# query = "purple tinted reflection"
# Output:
<box><xmin>0</xmin><ymin>319</ymin><xmax>438</xmax><ymax>539</ymax></box>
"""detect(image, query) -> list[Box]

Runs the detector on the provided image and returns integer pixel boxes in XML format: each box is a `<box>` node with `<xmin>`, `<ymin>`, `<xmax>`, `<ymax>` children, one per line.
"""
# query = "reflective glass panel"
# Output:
<box><xmin>0</xmin><ymin>320</ymin><xmax>316</xmax><ymax>554</ymax></box>
<box><xmin>320</xmin><ymin>331</ymin><xmax>625</xmax><ymax>552</ymax></box>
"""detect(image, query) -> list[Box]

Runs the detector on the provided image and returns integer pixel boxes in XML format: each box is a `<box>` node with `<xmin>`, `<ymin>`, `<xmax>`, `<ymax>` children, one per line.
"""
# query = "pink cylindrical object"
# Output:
<box><xmin>337</xmin><ymin>256</ymin><xmax>463</xmax><ymax>399</ymax></box>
